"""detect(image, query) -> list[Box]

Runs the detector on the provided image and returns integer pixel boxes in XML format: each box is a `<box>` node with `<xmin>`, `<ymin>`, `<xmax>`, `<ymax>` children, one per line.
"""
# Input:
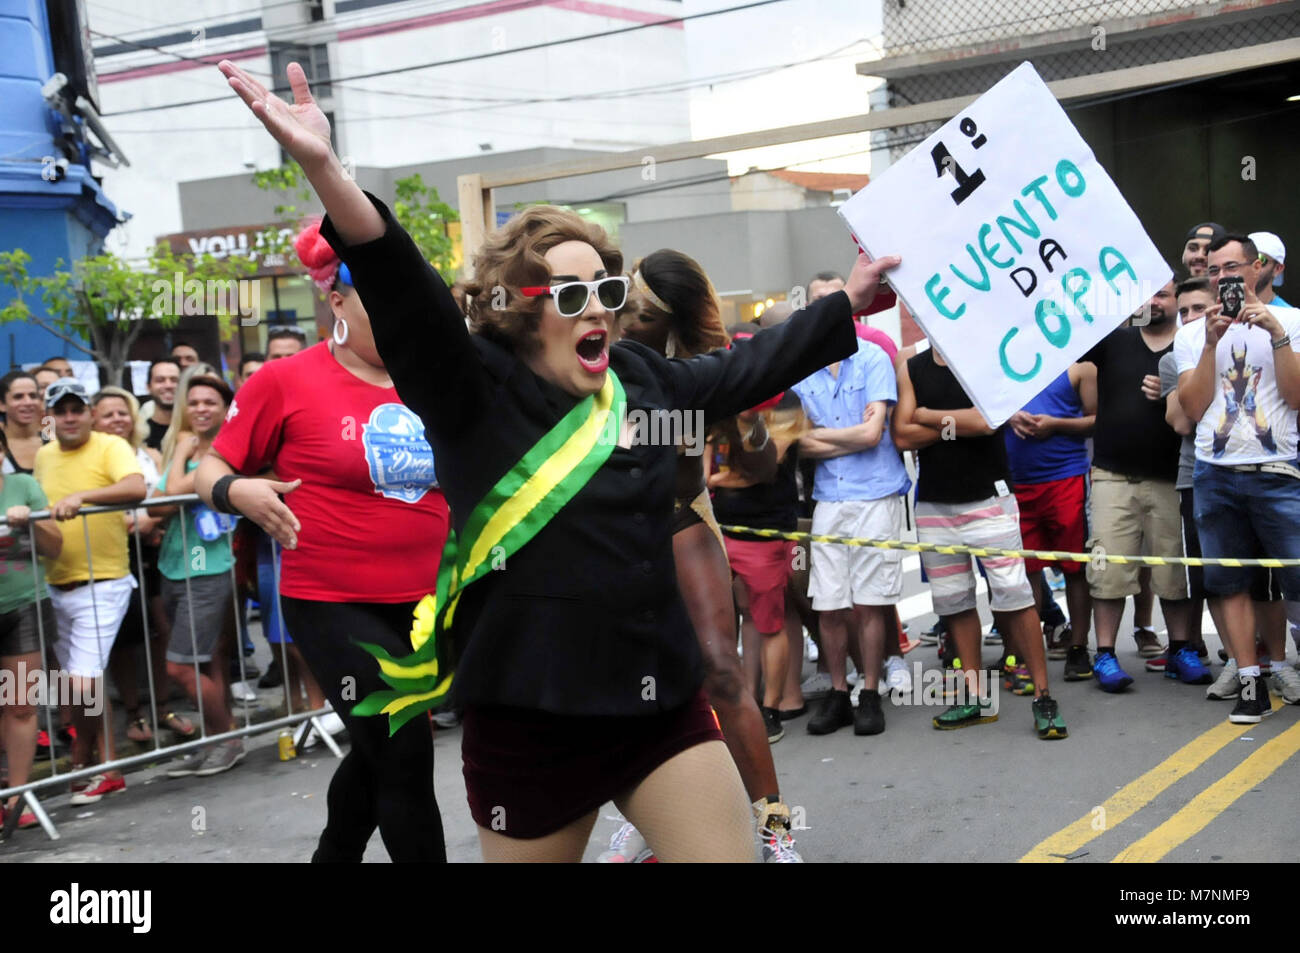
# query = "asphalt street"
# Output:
<box><xmin>3</xmin><ymin>551</ymin><xmax>1296</xmax><ymax>864</ymax></box>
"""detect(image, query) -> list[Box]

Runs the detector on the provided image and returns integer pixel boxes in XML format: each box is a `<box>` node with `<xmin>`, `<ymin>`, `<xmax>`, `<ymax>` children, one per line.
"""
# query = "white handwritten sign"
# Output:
<box><xmin>839</xmin><ymin>62</ymin><xmax>1171</xmax><ymax>426</ymax></box>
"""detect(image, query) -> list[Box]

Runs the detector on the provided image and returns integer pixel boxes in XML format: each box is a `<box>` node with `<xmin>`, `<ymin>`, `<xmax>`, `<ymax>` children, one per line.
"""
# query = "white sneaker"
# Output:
<box><xmin>800</xmin><ymin>672</ymin><xmax>833</xmax><ymax>701</ymax></box>
<box><xmin>318</xmin><ymin>712</ymin><xmax>346</xmax><ymax>736</ymax></box>
<box><xmin>1206</xmin><ymin>658</ymin><xmax>1240</xmax><ymax>700</ymax></box>
<box><xmin>1271</xmin><ymin>664</ymin><xmax>1300</xmax><ymax>704</ymax></box>
<box><xmin>804</xmin><ymin>632</ymin><xmax>819</xmax><ymax>662</ymax></box>
<box><xmin>596</xmin><ymin>821</ymin><xmax>656</xmax><ymax>863</ymax></box>
<box><xmin>229</xmin><ymin>681</ymin><xmax>258</xmax><ymax>703</ymax></box>
<box><xmin>883</xmin><ymin>656</ymin><xmax>912</xmax><ymax>696</ymax></box>
<box><xmin>758</xmin><ymin>818</ymin><xmax>804</xmax><ymax>863</ymax></box>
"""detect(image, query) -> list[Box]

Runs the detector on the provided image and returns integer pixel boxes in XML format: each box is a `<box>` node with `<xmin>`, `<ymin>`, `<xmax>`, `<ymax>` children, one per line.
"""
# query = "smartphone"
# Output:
<box><xmin>1219</xmin><ymin>275</ymin><xmax>1245</xmax><ymax>321</ymax></box>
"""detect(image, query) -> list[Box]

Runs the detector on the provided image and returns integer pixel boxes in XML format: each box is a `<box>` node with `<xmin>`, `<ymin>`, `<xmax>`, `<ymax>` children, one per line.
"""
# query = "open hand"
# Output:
<box><xmin>227</xmin><ymin>478</ymin><xmax>303</xmax><ymax>549</ymax></box>
<box><xmin>219</xmin><ymin>61</ymin><xmax>335</xmax><ymax>174</ymax></box>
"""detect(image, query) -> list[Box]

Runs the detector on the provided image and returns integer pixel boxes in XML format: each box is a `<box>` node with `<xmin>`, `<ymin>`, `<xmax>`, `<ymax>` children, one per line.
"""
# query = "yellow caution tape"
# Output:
<box><xmin>715</xmin><ymin>525</ymin><xmax>1300</xmax><ymax>568</ymax></box>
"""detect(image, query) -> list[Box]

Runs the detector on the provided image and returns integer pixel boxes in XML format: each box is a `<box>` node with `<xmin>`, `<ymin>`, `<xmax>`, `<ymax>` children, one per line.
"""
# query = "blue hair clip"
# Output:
<box><xmin>337</xmin><ymin>262</ymin><xmax>353</xmax><ymax>287</ymax></box>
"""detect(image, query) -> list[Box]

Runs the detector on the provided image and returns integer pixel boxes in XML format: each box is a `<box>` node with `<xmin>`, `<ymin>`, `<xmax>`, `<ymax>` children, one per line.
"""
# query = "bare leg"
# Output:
<box><xmin>1160</xmin><ymin>598</ymin><xmax>1196</xmax><ymax>646</ymax></box>
<box><xmin>779</xmin><ymin>602</ymin><xmax>805</xmax><ymax>711</ymax></box>
<box><xmin>1219</xmin><ymin>593</ymin><xmax>1257</xmax><ymax>667</ymax></box>
<box><xmin>851</xmin><ymin>604</ymin><xmax>886</xmax><ymax>693</ymax></box>
<box><xmin>1134</xmin><ymin>568</ymin><xmax>1154</xmax><ymax>630</ymax></box>
<box><xmin>1093</xmin><ymin>597</ymin><xmax>1125</xmax><ymax>652</ymax></box>
<box><xmin>1004</xmin><ymin>606</ymin><xmax>1049</xmax><ymax>696</ymax></box>
<box><xmin>673</xmin><ymin>523</ymin><xmax>780</xmax><ymax>803</ymax></box>
<box><xmin>946</xmin><ymin>608</ymin><xmax>983</xmax><ymax>693</ymax></box>
<box><xmin>1</xmin><ymin>652</ymin><xmax>41</xmax><ymax>804</ymax></box>
<box><xmin>1257</xmin><ymin>599</ymin><xmax>1287</xmax><ymax>662</ymax></box>
<box><xmin>818</xmin><ymin>608</ymin><xmax>851</xmax><ymax>692</ymax></box>
<box><xmin>1065</xmin><ymin>572</ymin><xmax>1092</xmax><ymax>647</ymax></box>
<box><xmin>733</xmin><ymin>578</ymin><xmax>761</xmax><ymax>701</ymax></box>
<box><xmin>759</xmin><ymin>625</ymin><xmax>788</xmax><ymax>710</ymax></box>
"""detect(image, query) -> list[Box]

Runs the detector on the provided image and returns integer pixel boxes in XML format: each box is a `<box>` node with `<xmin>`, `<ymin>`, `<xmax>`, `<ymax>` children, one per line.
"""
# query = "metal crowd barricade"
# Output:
<box><xmin>0</xmin><ymin>494</ymin><xmax>342</xmax><ymax>845</ymax></box>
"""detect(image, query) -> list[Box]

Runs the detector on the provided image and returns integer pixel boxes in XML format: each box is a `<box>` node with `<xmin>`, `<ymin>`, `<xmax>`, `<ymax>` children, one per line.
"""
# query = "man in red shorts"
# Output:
<box><xmin>1004</xmin><ymin>363</ymin><xmax>1097</xmax><ymax>681</ymax></box>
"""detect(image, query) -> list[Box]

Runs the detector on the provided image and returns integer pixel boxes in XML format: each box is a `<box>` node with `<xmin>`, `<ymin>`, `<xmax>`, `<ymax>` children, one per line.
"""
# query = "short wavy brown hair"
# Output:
<box><xmin>463</xmin><ymin>205</ymin><xmax>623</xmax><ymax>355</ymax></box>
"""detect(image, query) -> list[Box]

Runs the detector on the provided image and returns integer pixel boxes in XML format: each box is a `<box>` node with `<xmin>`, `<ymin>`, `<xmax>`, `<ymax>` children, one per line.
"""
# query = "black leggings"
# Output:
<box><xmin>280</xmin><ymin>597</ymin><xmax>446</xmax><ymax>863</ymax></box>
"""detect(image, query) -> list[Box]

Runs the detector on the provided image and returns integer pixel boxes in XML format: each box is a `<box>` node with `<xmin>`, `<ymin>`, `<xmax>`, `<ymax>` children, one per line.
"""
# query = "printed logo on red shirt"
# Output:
<box><xmin>362</xmin><ymin>403</ymin><xmax>438</xmax><ymax>502</ymax></box>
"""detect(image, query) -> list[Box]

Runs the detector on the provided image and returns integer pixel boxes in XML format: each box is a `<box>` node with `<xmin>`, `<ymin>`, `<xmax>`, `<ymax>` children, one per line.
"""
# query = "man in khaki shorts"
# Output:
<box><xmin>1081</xmin><ymin>280</ymin><xmax>1198</xmax><ymax>691</ymax></box>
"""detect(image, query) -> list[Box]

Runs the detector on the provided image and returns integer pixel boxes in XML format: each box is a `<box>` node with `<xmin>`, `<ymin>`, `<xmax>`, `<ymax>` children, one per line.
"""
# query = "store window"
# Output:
<box><xmin>241</xmin><ymin>275</ymin><xmax>321</xmax><ymax>354</ymax></box>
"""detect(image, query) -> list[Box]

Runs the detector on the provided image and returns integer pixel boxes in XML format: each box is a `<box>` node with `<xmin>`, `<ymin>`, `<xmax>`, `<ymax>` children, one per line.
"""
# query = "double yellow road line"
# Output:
<box><xmin>1021</xmin><ymin>700</ymin><xmax>1300</xmax><ymax>863</ymax></box>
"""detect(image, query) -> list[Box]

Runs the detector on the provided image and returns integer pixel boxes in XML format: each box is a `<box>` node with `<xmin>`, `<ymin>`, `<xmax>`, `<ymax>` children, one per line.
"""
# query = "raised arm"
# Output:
<box><xmin>219</xmin><ymin>61</ymin><xmax>381</xmax><ymax>245</ymax></box>
<box><xmin>219</xmin><ymin>60</ymin><xmax>485</xmax><ymax>438</ymax></box>
<box><xmin>667</xmin><ymin>253</ymin><xmax>899</xmax><ymax>424</ymax></box>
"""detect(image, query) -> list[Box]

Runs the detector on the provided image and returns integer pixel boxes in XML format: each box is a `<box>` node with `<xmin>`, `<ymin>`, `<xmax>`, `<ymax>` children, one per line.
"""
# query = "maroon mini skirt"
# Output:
<box><xmin>462</xmin><ymin>690</ymin><xmax>724</xmax><ymax>839</ymax></box>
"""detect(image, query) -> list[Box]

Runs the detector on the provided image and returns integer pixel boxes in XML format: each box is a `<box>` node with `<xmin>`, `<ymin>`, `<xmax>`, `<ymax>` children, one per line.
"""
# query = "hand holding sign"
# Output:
<box><xmin>845</xmin><ymin>252</ymin><xmax>902</xmax><ymax>314</ymax></box>
<box><xmin>838</xmin><ymin>62</ymin><xmax>1171</xmax><ymax>426</ymax></box>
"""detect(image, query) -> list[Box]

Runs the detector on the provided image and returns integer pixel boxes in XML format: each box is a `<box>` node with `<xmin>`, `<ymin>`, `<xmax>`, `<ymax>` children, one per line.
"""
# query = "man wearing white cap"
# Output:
<box><xmin>1250</xmin><ymin>231</ymin><xmax>1290</xmax><ymax>309</ymax></box>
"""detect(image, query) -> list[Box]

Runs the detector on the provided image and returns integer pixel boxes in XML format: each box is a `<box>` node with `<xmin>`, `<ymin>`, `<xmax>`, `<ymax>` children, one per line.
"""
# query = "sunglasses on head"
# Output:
<box><xmin>520</xmin><ymin>276</ymin><xmax>629</xmax><ymax>318</ymax></box>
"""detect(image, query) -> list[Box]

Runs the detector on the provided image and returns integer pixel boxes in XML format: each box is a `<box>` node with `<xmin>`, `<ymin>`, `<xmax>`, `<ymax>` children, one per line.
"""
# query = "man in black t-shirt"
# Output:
<box><xmin>142</xmin><ymin>360</ymin><xmax>180</xmax><ymax>452</ymax></box>
<box><xmin>1081</xmin><ymin>280</ymin><xmax>1199</xmax><ymax>692</ymax></box>
<box><xmin>894</xmin><ymin>344</ymin><xmax>1066</xmax><ymax>740</ymax></box>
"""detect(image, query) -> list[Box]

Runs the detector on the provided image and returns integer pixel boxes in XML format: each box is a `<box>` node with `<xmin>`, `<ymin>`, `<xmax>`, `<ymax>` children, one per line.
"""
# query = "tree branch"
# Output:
<box><xmin>19</xmin><ymin>314</ymin><xmax>96</xmax><ymax>358</ymax></box>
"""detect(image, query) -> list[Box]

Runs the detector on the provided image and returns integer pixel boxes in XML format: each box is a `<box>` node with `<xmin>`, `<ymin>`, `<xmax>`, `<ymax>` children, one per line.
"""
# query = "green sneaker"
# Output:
<box><xmin>1032</xmin><ymin>693</ymin><xmax>1068</xmax><ymax>739</ymax></box>
<box><xmin>932</xmin><ymin>699</ymin><xmax>998</xmax><ymax>730</ymax></box>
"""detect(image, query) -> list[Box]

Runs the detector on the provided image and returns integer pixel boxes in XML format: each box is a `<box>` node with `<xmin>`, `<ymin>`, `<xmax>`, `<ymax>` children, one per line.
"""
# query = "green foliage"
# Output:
<box><xmin>0</xmin><ymin>243</ymin><xmax>255</xmax><ymax>383</ymax></box>
<box><xmin>392</xmin><ymin>173</ymin><xmax>459</xmax><ymax>278</ymax></box>
<box><xmin>251</xmin><ymin>164</ymin><xmax>459</xmax><ymax>279</ymax></box>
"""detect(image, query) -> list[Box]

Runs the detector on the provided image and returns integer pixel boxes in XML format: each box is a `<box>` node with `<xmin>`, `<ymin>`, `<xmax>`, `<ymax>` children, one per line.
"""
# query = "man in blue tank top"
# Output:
<box><xmin>1004</xmin><ymin>364</ymin><xmax>1097</xmax><ymax>682</ymax></box>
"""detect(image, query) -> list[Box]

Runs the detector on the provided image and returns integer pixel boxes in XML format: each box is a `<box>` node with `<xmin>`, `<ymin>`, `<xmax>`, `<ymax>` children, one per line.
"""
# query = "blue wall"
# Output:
<box><xmin>0</xmin><ymin>0</ymin><xmax>123</xmax><ymax>369</ymax></box>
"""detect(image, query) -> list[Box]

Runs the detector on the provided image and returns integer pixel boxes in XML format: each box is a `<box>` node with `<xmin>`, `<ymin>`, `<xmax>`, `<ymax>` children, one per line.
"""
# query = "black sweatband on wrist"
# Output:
<box><xmin>211</xmin><ymin>474</ymin><xmax>245</xmax><ymax>515</ymax></box>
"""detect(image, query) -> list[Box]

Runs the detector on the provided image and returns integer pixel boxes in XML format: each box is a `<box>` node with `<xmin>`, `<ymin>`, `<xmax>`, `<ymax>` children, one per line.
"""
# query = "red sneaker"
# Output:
<box><xmin>69</xmin><ymin>774</ymin><xmax>126</xmax><ymax>806</ymax></box>
<box><xmin>1</xmin><ymin>804</ymin><xmax>39</xmax><ymax>829</ymax></box>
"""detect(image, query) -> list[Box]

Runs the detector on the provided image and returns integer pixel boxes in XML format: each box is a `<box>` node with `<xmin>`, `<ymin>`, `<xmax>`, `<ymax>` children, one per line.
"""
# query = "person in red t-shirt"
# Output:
<box><xmin>195</xmin><ymin>222</ymin><xmax>450</xmax><ymax>863</ymax></box>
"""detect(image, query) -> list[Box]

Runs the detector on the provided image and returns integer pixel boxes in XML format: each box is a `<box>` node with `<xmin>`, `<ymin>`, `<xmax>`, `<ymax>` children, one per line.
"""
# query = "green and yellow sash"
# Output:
<box><xmin>352</xmin><ymin>370</ymin><xmax>626</xmax><ymax>734</ymax></box>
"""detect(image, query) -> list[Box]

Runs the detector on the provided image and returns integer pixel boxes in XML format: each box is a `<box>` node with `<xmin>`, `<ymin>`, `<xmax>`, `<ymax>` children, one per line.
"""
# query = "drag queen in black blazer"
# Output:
<box><xmin>219</xmin><ymin>59</ymin><xmax>898</xmax><ymax>861</ymax></box>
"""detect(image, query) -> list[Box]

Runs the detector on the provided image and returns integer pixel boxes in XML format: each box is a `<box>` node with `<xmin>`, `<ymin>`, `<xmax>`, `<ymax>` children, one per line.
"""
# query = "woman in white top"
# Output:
<box><xmin>93</xmin><ymin>386</ymin><xmax>191</xmax><ymax>743</ymax></box>
<box><xmin>0</xmin><ymin>372</ymin><xmax>47</xmax><ymax>476</ymax></box>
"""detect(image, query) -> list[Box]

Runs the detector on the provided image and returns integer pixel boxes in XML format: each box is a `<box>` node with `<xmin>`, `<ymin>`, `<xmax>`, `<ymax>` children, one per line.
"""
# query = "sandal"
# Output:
<box><xmin>161</xmin><ymin>711</ymin><xmax>197</xmax><ymax>738</ymax></box>
<box><xmin>126</xmin><ymin>717</ymin><xmax>153</xmax><ymax>743</ymax></box>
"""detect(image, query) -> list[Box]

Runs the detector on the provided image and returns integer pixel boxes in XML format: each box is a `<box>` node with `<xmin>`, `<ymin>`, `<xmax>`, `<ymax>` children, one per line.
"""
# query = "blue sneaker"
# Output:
<box><xmin>1094</xmin><ymin>652</ymin><xmax>1134</xmax><ymax>692</ymax></box>
<box><xmin>1165</xmin><ymin>646</ymin><xmax>1213</xmax><ymax>684</ymax></box>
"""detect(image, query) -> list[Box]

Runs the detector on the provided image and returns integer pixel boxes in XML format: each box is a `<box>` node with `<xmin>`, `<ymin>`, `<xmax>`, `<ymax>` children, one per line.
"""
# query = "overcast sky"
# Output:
<box><xmin>685</xmin><ymin>0</ymin><xmax>885</xmax><ymax>175</ymax></box>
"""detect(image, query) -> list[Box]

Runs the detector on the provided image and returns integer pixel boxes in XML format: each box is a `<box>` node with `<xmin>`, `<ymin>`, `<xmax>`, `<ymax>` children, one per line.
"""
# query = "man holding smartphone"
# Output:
<box><xmin>1175</xmin><ymin>234</ymin><xmax>1300</xmax><ymax>723</ymax></box>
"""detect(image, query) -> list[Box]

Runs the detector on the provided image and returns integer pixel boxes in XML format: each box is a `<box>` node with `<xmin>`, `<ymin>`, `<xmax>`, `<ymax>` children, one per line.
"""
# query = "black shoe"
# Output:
<box><xmin>1229</xmin><ymin>676</ymin><xmax>1273</xmax><ymax>724</ymax></box>
<box><xmin>778</xmin><ymin>705</ymin><xmax>807</xmax><ymax>721</ymax></box>
<box><xmin>1063</xmin><ymin>645</ymin><xmax>1093</xmax><ymax>681</ymax></box>
<box><xmin>761</xmin><ymin>706</ymin><xmax>785</xmax><ymax>744</ymax></box>
<box><xmin>807</xmin><ymin>689</ymin><xmax>853</xmax><ymax>735</ymax></box>
<box><xmin>854</xmin><ymin>689</ymin><xmax>885</xmax><ymax>735</ymax></box>
<box><xmin>257</xmin><ymin>657</ymin><xmax>284</xmax><ymax>689</ymax></box>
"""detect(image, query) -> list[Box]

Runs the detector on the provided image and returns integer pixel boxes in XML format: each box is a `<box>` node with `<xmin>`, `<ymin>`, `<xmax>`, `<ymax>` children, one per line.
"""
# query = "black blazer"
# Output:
<box><xmin>322</xmin><ymin>196</ymin><xmax>858</xmax><ymax>716</ymax></box>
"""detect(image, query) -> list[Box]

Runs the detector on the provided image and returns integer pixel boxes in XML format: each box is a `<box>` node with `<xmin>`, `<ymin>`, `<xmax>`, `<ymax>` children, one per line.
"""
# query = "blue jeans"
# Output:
<box><xmin>1192</xmin><ymin>462</ymin><xmax>1300</xmax><ymax>599</ymax></box>
<box><xmin>256</xmin><ymin>534</ymin><xmax>292</xmax><ymax>644</ymax></box>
